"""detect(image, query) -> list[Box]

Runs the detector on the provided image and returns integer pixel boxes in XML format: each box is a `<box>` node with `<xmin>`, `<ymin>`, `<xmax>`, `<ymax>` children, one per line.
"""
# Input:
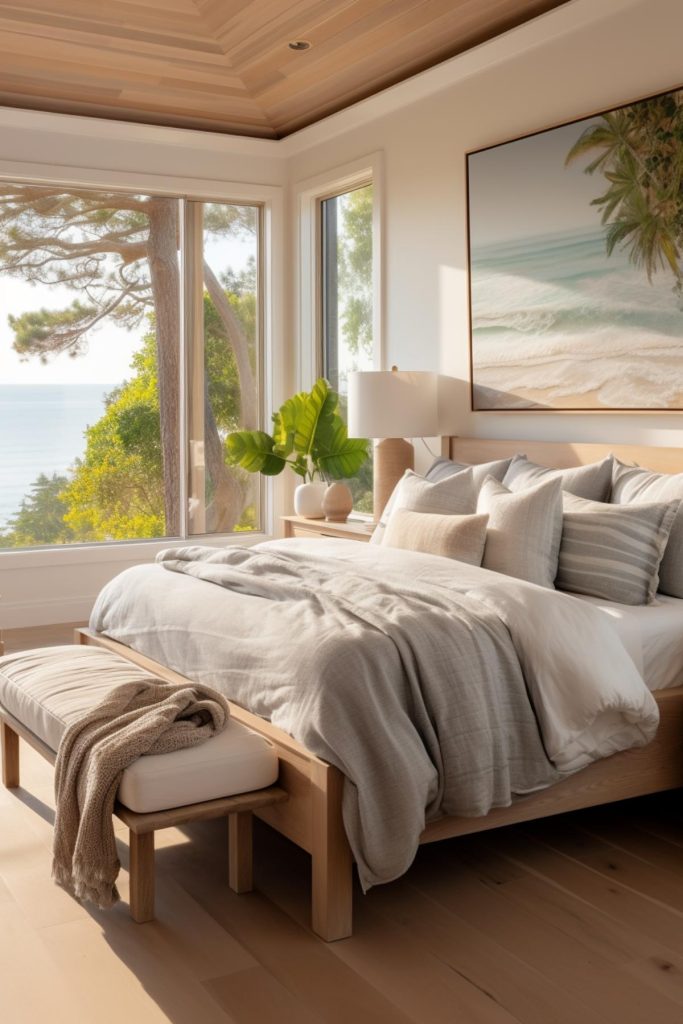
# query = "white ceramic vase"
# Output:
<box><xmin>294</xmin><ymin>481</ymin><xmax>327</xmax><ymax>519</ymax></box>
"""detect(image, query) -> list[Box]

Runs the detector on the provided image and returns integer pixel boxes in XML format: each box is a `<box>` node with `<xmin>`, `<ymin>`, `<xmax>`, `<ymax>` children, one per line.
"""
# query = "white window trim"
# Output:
<box><xmin>0</xmin><ymin>162</ymin><xmax>285</xmax><ymax>571</ymax></box>
<box><xmin>295</xmin><ymin>151</ymin><xmax>384</xmax><ymax>392</ymax></box>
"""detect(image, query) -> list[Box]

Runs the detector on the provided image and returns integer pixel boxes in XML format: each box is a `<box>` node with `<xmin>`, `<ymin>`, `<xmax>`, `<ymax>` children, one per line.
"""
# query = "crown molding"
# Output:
<box><xmin>0</xmin><ymin>104</ymin><xmax>283</xmax><ymax>160</ymax></box>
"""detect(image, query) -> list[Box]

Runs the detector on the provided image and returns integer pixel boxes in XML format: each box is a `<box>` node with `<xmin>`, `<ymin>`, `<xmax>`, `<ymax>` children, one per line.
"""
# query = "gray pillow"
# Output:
<box><xmin>382</xmin><ymin>508</ymin><xmax>489</xmax><ymax>565</ymax></box>
<box><xmin>557</xmin><ymin>493</ymin><xmax>677</xmax><ymax>605</ymax></box>
<box><xmin>611</xmin><ymin>460</ymin><xmax>683</xmax><ymax>598</ymax></box>
<box><xmin>371</xmin><ymin>468</ymin><xmax>477</xmax><ymax>545</ymax></box>
<box><xmin>426</xmin><ymin>455</ymin><xmax>515</xmax><ymax>490</ymax></box>
<box><xmin>477</xmin><ymin>475</ymin><xmax>563</xmax><ymax>588</ymax></box>
<box><xmin>503</xmin><ymin>454</ymin><xmax>613</xmax><ymax>502</ymax></box>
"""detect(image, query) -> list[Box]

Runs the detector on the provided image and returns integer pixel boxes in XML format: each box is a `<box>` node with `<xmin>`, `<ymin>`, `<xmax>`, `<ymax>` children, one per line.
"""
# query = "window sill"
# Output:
<box><xmin>0</xmin><ymin>531</ymin><xmax>272</xmax><ymax>571</ymax></box>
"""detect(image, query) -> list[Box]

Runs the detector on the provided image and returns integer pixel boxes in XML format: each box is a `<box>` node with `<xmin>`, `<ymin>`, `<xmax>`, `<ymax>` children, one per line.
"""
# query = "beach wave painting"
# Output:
<box><xmin>468</xmin><ymin>88</ymin><xmax>683</xmax><ymax>410</ymax></box>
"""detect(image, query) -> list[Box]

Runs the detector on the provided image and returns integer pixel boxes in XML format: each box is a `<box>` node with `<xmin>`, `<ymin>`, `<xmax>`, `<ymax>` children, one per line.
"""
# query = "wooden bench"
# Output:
<box><xmin>1</xmin><ymin>707</ymin><xmax>287</xmax><ymax>923</ymax></box>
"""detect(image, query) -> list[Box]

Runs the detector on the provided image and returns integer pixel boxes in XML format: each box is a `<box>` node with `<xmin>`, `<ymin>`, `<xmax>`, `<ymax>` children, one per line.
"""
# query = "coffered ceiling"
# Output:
<box><xmin>0</xmin><ymin>0</ymin><xmax>569</xmax><ymax>138</ymax></box>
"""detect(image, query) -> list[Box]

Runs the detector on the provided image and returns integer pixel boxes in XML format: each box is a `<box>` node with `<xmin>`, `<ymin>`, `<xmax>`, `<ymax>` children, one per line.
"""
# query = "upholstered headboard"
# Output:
<box><xmin>443</xmin><ymin>437</ymin><xmax>683</xmax><ymax>476</ymax></box>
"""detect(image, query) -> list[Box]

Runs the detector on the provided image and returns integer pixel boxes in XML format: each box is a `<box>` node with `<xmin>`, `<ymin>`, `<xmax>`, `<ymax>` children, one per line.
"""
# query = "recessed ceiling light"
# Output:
<box><xmin>288</xmin><ymin>40</ymin><xmax>311</xmax><ymax>51</ymax></box>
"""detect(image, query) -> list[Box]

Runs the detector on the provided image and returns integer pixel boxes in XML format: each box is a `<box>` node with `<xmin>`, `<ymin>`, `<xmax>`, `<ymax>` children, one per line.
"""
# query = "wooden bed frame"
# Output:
<box><xmin>76</xmin><ymin>438</ymin><xmax>683</xmax><ymax>942</ymax></box>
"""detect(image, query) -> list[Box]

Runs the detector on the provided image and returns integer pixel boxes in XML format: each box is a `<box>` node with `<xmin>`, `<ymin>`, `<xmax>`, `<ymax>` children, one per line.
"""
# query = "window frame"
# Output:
<box><xmin>0</xmin><ymin>167</ymin><xmax>284</xmax><ymax>571</ymax></box>
<box><xmin>295</xmin><ymin>153</ymin><xmax>384</xmax><ymax>394</ymax></box>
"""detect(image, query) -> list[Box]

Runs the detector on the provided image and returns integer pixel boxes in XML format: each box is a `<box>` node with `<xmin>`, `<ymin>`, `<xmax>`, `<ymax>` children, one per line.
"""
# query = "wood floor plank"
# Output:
<box><xmin>0</xmin><ymin>901</ymin><xmax>91</xmax><ymax>1024</ymax></box>
<box><xmin>456</xmin><ymin>835</ymin><xmax>660</xmax><ymax>967</ymax></box>
<box><xmin>522</xmin><ymin>818</ymin><xmax>683</xmax><ymax>914</ymax></box>
<box><xmin>578</xmin><ymin>806</ymin><xmax>683</xmax><ymax>876</ymax></box>
<box><xmin>40</xmin><ymin>913</ymin><xmax>236</xmax><ymax>1024</ymax></box>
<box><xmin>164</xmin><ymin>847</ymin><xmax>417</xmax><ymax>1024</ymax></box>
<box><xmin>412</xmin><ymin>839</ymin><xmax>683</xmax><ymax>1024</ymax></box>
<box><xmin>494</xmin><ymin>829</ymin><xmax>683</xmax><ymax>954</ymax></box>
<box><xmin>370</xmin><ymin>872</ymin><xmax>609</xmax><ymax>1024</ymax></box>
<box><xmin>204</xmin><ymin>965</ymin><xmax>324</xmax><ymax>1024</ymax></box>
<box><xmin>251</xmin><ymin>823</ymin><xmax>522</xmax><ymax>1024</ymax></box>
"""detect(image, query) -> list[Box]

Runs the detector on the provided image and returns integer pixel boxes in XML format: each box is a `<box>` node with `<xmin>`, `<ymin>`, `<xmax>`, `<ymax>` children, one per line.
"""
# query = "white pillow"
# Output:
<box><xmin>371</xmin><ymin>467</ymin><xmax>477</xmax><ymax>545</ymax></box>
<box><xmin>477</xmin><ymin>475</ymin><xmax>563</xmax><ymax>588</ymax></box>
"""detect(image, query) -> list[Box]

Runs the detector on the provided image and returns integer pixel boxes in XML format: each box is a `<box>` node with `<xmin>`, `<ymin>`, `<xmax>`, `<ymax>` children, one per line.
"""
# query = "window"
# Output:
<box><xmin>0</xmin><ymin>184</ymin><xmax>262</xmax><ymax>549</ymax></box>
<box><xmin>321</xmin><ymin>182</ymin><xmax>374</xmax><ymax>513</ymax></box>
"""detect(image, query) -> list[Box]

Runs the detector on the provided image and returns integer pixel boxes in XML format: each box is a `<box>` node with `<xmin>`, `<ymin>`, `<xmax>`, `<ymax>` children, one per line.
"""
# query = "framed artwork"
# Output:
<box><xmin>467</xmin><ymin>86</ymin><xmax>683</xmax><ymax>411</ymax></box>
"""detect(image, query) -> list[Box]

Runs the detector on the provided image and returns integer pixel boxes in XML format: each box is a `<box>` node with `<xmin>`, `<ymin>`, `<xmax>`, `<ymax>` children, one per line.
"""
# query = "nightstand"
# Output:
<box><xmin>282</xmin><ymin>515</ymin><xmax>375</xmax><ymax>542</ymax></box>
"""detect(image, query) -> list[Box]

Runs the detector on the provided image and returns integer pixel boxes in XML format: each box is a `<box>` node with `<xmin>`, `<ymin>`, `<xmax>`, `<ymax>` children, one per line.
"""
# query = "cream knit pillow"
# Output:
<box><xmin>382</xmin><ymin>508</ymin><xmax>489</xmax><ymax>565</ymax></box>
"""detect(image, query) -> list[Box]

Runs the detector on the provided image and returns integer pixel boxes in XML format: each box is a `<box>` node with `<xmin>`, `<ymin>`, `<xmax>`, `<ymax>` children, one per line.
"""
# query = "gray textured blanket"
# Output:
<box><xmin>91</xmin><ymin>539</ymin><xmax>657</xmax><ymax>890</ymax></box>
<box><xmin>159</xmin><ymin>544</ymin><xmax>560</xmax><ymax>888</ymax></box>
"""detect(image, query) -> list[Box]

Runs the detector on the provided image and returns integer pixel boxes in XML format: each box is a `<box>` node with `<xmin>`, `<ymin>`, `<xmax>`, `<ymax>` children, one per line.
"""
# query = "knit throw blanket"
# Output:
<box><xmin>53</xmin><ymin>676</ymin><xmax>230</xmax><ymax>909</ymax></box>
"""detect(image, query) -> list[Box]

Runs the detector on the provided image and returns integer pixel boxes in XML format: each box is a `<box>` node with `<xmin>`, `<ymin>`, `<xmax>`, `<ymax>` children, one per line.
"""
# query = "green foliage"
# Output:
<box><xmin>566</xmin><ymin>90</ymin><xmax>683</xmax><ymax>297</ymax></box>
<box><xmin>272</xmin><ymin>378</ymin><xmax>338</xmax><ymax>460</ymax></box>
<box><xmin>0</xmin><ymin>186</ymin><xmax>162</xmax><ymax>362</ymax></box>
<box><xmin>337</xmin><ymin>185</ymin><xmax>374</xmax><ymax>359</ymax></box>
<box><xmin>225</xmin><ymin>431</ymin><xmax>285</xmax><ymax>476</ymax></box>
<box><xmin>9</xmin><ymin>302</ymin><xmax>100</xmax><ymax>361</ymax></box>
<box><xmin>227</xmin><ymin>378</ymin><xmax>369</xmax><ymax>483</ymax></box>
<box><xmin>0</xmin><ymin>474</ymin><xmax>75</xmax><ymax>547</ymax></box>
<box><xmin>60</xmin><ymin>335</ymin><xmax>165</xmax><ymax>540</ymax></box>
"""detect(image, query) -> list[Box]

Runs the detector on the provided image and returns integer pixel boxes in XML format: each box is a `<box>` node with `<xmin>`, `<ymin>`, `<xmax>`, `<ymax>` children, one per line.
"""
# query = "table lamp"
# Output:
<box><xmin>347</xmin><ymin>368</ymin><xmax>439</xmax><ymax>521</ymax></box>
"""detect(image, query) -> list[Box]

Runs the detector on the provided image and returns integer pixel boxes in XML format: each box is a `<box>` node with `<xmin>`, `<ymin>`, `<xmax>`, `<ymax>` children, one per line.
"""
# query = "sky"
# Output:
<box><xmin>468</xmin><ymin>117</ymin><xmax>605</xmax><ymax>248</ymax></box>
<box><xmin>0</xmin><ymin>218</ymin><xmax>256</xmax><ymax>386</ymax></box>
<box><xmin>1</xmin><ymin>277</ymin><xmax>139</xmax><ymax>384</ymax></box>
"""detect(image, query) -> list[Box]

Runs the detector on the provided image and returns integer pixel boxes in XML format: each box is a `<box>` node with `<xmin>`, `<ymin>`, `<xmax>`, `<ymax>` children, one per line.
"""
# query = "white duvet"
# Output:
<box><xmin>92</xmin><ymin>537</ymin><xmax>659</xmax><ymax>776</ymax></box>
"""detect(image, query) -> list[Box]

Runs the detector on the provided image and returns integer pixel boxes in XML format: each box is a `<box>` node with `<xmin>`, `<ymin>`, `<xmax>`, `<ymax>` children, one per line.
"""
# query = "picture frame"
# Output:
<box><xmin>467</xmin><ymin>85</ymin><xmax>683</xmax><ymax>412</ymax></box>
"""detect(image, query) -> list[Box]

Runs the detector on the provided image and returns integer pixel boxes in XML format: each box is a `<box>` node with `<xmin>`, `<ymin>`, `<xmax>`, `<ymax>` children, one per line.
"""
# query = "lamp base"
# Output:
<box><xmin>373</xmin><ymin>437</ymin><xmax>414</xmax><ymax>522</ymax></box>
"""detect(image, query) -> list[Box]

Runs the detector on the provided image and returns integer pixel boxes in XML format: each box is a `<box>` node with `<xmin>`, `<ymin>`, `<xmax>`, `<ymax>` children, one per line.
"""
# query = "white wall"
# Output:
<box><xmin>287</xmin><ymin>0</ymin><xmax>683</xmax><ymax>447</ymax></box>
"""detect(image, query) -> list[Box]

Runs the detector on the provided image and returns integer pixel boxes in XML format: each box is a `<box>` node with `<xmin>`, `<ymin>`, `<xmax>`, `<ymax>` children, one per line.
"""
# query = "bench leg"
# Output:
<box><xmin>228</xmin><ymin>810</ymin><xmax>253</xmax><ymax>894</ymax></box>
<box><xmin>129</xmin><ymin>830</ymin><xmax>155</xmax><ymax>923</ymax></box>
<box><xmin>1</xmin><ymin>722</ymin><xmax>19</xmax><ymax>789</ymax></box>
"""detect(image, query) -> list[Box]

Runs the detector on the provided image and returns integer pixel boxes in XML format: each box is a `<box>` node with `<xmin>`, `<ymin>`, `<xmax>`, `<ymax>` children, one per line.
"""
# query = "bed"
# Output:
<box><xmin>77</xmin><ymin>437</ymin><xmax>683</xmax><ymax>941</ymax></box>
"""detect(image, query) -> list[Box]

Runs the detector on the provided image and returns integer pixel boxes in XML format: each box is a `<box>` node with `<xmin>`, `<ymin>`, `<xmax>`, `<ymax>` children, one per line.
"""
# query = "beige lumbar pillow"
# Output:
<box><xmin>382</xmin><ymin>507</ymin><xmax>489</xmax><ymax>565</ymax></box>
<box><xmin>477</xmin><ymin>475</ymin><xmax>563</xmax><ymax>588</ymax></box>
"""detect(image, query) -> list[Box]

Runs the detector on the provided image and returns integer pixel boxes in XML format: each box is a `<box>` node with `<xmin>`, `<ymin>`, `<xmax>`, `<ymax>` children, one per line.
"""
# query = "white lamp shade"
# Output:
<box><xmin>347</xmin><ymin>370</ymin><xmax>439</xmax><ymax>439</ymax></box>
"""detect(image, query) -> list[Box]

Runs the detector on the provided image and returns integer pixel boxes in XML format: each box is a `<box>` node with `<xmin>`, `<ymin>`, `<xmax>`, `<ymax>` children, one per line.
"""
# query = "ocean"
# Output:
<box><xmin>471</xmin><ymin>225</ymin><xmax>683</xmax><ymax>408</ymax></box>
<box><xmin>0</xmin><ymin>384</ymin><xmax>108</xmax><ymax>528</ymax></box>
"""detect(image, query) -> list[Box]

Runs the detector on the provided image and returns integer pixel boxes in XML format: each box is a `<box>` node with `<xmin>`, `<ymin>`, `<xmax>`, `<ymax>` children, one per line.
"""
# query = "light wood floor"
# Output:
<box><xmin>3</xmin><ymin>624</ymin><xmax>683</xmax><ymax>1023</ymax></box>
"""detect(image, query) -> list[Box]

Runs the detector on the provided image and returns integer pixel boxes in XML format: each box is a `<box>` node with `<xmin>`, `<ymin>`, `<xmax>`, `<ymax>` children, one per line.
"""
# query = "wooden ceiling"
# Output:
<box><xmin>0</xmin><ymin>0</ymin><xmax>569</xmax><ymax>139</ymax></box>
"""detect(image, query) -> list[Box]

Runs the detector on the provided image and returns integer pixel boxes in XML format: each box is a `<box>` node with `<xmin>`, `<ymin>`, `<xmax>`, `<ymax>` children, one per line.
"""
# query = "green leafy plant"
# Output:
<box><xmin>226</xmin><ymin>378</ymin><xmax>369</xmax><ymax>482</ymax></box>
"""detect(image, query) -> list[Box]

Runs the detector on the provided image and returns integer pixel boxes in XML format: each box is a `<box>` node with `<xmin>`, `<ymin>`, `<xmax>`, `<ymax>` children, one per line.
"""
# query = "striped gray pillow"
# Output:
<box><xmin>426</xmin><ymin>455</ymin><xmax>515</xmax><ymax>489</ymax></box>
<box><xmin>503</xmin><ymin>454</ymin><xmax>613</xmax><ymax>501</ymax></box>
<box><xmin>556</xmin><ymin>493</ymin><xmax>678</xmax><ymax>605</ymax></box>
<box><xmin>611</xmin><ymin>460</ymin><xmax>683</xmax><ymax>598</ymax></box>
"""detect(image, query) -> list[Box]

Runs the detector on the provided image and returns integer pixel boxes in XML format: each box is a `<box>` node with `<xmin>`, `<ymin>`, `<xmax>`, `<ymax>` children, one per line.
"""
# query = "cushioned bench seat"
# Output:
<box><xmin>0</xmin><ymin>643</ymin><xmax>286</xmax><ymax>923</ymax></box>
<box><xmin>0</xmin><ymin>645</ymin><xmax>278</xmax><ymax>812</ymax></box>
